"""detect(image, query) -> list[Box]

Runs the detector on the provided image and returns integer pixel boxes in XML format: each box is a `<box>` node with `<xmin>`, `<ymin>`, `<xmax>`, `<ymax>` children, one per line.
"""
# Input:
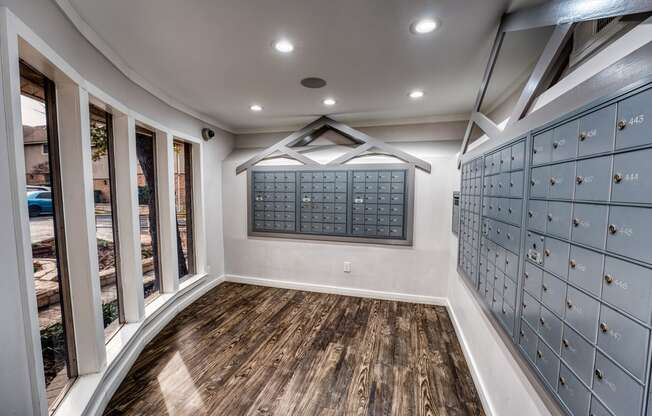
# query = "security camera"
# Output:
<box><xmin>201</xmin><ymin>128</ymin><xmax>215</xmax><ymax>141</ymax></box>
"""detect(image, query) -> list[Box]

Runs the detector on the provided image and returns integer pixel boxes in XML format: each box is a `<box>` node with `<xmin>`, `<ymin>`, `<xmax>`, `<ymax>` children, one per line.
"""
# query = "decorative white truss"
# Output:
<box><xmin>235</xmin><ymin>116</ymin><xmax>431</xmax><ymax>174</ymax></box>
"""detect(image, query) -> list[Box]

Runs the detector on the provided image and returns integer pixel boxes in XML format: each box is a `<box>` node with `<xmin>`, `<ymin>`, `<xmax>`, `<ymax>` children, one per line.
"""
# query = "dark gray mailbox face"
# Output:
<box><xmin>248</xmin><ymin>164</ymin><xmax>414</xmax><ymax>245</ymax></box>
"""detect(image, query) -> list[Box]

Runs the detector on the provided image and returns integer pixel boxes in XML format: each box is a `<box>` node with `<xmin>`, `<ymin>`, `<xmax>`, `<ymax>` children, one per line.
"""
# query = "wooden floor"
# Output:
<box><xmin>104</xmin><ymin>283</ymin><xmax>485</xmax><ymax>416</ymax></box>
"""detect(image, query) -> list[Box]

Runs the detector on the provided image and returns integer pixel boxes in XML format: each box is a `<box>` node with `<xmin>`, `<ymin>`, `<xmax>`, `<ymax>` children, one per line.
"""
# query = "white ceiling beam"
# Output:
<box><xmin>507</xmin><ymin>23</ymin><xmax>575</xmax><ymax>126</ymax></box>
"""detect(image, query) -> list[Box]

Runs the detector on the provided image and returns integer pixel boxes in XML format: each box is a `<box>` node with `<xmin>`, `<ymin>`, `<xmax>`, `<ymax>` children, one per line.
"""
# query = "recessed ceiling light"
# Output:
<box><xmin>409</xmin><ymin>90</ymin><xmax>425</xmax><ymax>99</ymax></box>
<box><xmin>274</xmin><ymin>39</ymin><xmax>294</xmax><ymax>53</ymax></box>
<box><xmin>323</xmin><ymin>97</ymin><xmax>336</xmax><ymax>106</ymax></box>
<box><xmin>250</xmin><ymin>104</ymin><xmax>263</xmax><ymax>112</ymax></box>
<box><xmin>410</xmin><ymin>18</ymin><xmax>438</xmax><ymax>35</ymax></box>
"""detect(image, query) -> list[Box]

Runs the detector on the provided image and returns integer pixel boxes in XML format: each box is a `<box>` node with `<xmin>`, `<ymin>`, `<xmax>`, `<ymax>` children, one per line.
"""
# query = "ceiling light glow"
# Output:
<box><xmin>250</xmin><ymin>104</ymin><xmax>263</xmax><ymax>112</ymax></box>
<box><xmin>411</xmin><ymin>18</ymin><xmax>437</xmax><ymax>34</ymax></box>
<box><xmin>323</xmin><ymin>98</ymin><xmax>336</xmax><ymax>106</ymax></box>
<box><xmin>274</xmin><ymin>39</ymin><xmax>294</xmax><ymax>53</ymax></box>
<box><xmin>409</xmin><ymin>90</ymin><xmax>425</xmax><ymax>99</ymax></box>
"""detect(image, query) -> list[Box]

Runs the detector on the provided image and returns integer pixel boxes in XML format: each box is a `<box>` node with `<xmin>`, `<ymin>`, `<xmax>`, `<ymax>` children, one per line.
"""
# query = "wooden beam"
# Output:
<box><xmin>235</xmin><ymin>117</ymin><xmax>329</xmax><ymax>174</ymax></box>
<box><xmin>325</xmin><ymin>120</ymin><xmax>431</xmax><ymax>172</ymax></box>
<box><xmin>471</xmin><ymin>112</ymin><xmax>501</xmax><ymax>139</ymax></box>
<box><xmin>281</xmin><ymin>146</ymin><xmax>319</xmax><ymax>166</ymax></box>
<box><xmin>327</xmin><ymin>143</ymin><xmax>373</xmax><ymax>165</ymax></box>
<box><xmin>502</xmin><ymin>0</ymin><xmax>652</xmax><ymax>32</ymax></box>
<box><xmin>507</xmin><ymin>23</ymin><xmax>575</xmax><ymax>126</ymax></box>
<box><xmin>458</xmin><ymin>23</ymin><xmax>505</xmax><ymax>165</ymax></box>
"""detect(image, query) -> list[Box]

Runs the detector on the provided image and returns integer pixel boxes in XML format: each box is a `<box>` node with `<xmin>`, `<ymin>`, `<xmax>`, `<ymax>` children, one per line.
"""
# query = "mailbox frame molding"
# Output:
<box><xmin>247</xmin><ymin>163</ymin><xmax>416</xmax><ymax>246</ymax></box>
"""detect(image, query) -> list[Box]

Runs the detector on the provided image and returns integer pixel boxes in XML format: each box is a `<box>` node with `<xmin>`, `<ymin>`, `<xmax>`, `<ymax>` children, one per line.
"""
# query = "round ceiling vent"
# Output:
<box><xmin>301</xmin><ymin>77</ymin><xmax>327</xmax><ymax>89</ymax></box>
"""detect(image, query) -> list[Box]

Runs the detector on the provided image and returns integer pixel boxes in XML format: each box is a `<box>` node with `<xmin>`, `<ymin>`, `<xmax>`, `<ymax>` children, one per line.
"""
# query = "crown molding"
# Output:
<box><xmin>54</xmin><ymin>0</ymin><xmax>235</xmax><ymax>133</ymax></box>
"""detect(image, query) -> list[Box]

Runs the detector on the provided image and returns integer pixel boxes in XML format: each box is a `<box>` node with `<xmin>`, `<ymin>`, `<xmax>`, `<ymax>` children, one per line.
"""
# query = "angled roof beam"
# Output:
<box><xmin>502</xmin><ymin>0</ymin><xmax>652</xmax><ymax>32</ymax></box>
<box><xmin>507</xmin><ymin>23</ymin><xmax>575</xmax><ymax>126</ymax></box>
<box><xmin>327</xmin><ymin>142</ymin><xmax>374</xmax><ymax>165</ymax></box>
<box><xmin>236</xmin><ymin>117</ymin><xmax>329</xmax><ymax>174</ymax></box>
<box><xmin>471</xmin><ymin>112</ymin><xmax>501</xmax><ymax>139</ymax></box>
<box><xmin>458</xmin><ymin>23</ymin><xmax>505</xmax><ymax>166</ymax></box>
<box><xmin>281</xmin><ymin>146</ymin><xmax>319</xmax><ymax>165</ymax></box>
<box><xmin>325</xmin><ymin>119</ymin><xmax>431</xmax><ymax>172</ymax></box>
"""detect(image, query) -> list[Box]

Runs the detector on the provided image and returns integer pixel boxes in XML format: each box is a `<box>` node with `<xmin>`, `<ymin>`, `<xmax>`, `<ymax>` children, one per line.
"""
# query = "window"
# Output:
<box><xmin>89</xmin><ymin>104</ymin><xmax>123</xmax><ymax>341</ymax></box>
<box><xmin>42</xmin><ymin>143</ymin><xmax>49</xmax><ymax>154</ymax></box>
<box><xmin>135</xmin><ymin>129</ymin><xmax>161</xmax><ymax>303</ymax></box>
<box><xmin>173</xmin><ymin>140</ymin><xmax>195</xmax><ymax>281</ymax></box>
<box><xmin>20</xmin><ymin>61</ymin><xmax>76</xmax><ymax>410</ymax></box>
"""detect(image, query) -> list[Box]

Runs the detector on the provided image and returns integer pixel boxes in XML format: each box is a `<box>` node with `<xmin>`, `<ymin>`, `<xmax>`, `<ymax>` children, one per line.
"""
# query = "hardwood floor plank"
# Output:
<box><xmin>104</xmin><ymin>283</ymin><xmax>485</xmax><ymax>416</ymax></box>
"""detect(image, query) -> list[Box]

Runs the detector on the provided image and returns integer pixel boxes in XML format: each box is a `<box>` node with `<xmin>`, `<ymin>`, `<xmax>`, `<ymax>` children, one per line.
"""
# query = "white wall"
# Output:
<box><xmin>0</xmin><ymin>2</ymin><xmax>235</xmax><ymax>414</ymax></box>
<box><xmin>223</xmin><ymin>123</ymin><xmax>463</xmax><ymax>300</ymax></box>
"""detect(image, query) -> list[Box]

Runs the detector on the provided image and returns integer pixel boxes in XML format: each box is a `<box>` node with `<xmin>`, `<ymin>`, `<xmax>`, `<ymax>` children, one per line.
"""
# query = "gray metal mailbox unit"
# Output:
<box><xmin>248</xmin><ymin>164</ymin><xmax>415</xmax><ymax>245</ymax></box>
<box><xmin>239</xmin><ymin>116</ymin><xmax>429</xmax><ymax>246</ymax></box>
<box><xmin>457</xmin><ymin>81</ymin><xmax>652</xmax><ymax>416</ymax></box>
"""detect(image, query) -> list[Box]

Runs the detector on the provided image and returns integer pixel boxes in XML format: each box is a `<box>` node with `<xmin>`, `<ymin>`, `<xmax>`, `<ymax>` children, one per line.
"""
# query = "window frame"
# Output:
<box><xmin>90</xmin><ymin>104</ymin><xmax>126</xmax><ymax>337</ymax></box>
<box><xmin>136</xmin><ymin>127</ymin><xmax>162</xmax><ymax>302</ymax></box>
<box><xmin>174</xmin><ymin>139</ymin><xmax>196</xmax><ymax>281</ymax></box>
<box><xmin>21</xmin><ymin>60</ymin><xmax>79</xmax><ymax>410</ymax></box>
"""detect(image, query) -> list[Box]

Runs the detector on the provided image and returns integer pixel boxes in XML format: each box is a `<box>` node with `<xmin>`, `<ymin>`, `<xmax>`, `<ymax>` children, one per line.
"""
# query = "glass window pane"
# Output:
<box><xmin>174</xmin><ymin>140</ymin><xmax>195</xmax><ymax>282</ymax></box>
<box><xmin>90</xmin><ymin>105</ymin><xmax>123</xmax><ymax>342</ymax></box>
<box><xmin>21</xmin><ymin>62</ymin><xmax>75</xmax><ymax>410</ymax></box>
<box><xmin>136</xmin><ymin>130</ymin><xmax>161</xmax><ymax>304</ymax></box>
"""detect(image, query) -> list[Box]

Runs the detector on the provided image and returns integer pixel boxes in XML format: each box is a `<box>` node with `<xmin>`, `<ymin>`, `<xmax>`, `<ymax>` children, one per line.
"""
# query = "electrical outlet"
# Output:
<box><xmin>343</xmin><ymin>261</ymin><xmax>352</xmax><ymax>273</ymax></box>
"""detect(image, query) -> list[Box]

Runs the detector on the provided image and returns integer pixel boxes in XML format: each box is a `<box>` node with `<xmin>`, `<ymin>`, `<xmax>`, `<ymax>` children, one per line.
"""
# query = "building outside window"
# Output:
<box><xmin>20</xmin><ymin>61</ymin><xmax>77</xmax><ymax>411</ymax></box>
<box><xmin>136</xmin><ymin>129</ymin><xmax>161</xmax><ymax>303</ymax></box>
<box><xmin>89</xmin><ymin>104</ymin><xmax>124</xmax><ymax>341</ymax></box>
<box><xmin>173</xmin><ymin>140</ymin><xmax>195</xmax><ymax>281</ymax></box>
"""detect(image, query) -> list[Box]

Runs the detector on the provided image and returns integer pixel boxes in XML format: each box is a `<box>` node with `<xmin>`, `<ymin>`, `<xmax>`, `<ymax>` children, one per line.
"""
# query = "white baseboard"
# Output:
<box><xmin>445</xmin><ymin>298</ymin><xmax>495</xmax><ymax>416</ymax></box>
<box><xmin>225</xmin><ymin>274</ymin><xmax>447</xmax><ymax>306</ymax></box>
<box><xmin>55</xmin><ymin>274</ymin><xmax>226</xmax><ymax>416</ymax></box>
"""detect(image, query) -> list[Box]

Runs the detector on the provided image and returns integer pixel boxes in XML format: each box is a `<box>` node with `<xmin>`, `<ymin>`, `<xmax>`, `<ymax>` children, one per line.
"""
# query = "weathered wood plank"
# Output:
<box><xmin>104</xmin><ymin>283</ymin><xmax>485</xmax><ymax>416</ymax></box>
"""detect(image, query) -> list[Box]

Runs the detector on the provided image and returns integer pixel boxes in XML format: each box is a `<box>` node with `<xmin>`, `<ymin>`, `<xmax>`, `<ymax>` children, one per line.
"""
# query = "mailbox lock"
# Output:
<box><xmin>604</xmin><ymin>274</ymin><xmax>614</xmax><ymax>284</ymax></box>
<box><xmin>569</xmin><ymin>259</ymin><xmax>577</xmax><ymax>268</ymax></box>
<box><xmin>544</xmin><ymin>249</ymin><xmax>551</xmax><ymax>257</ymax></box>
<box><xmin>536</xmin><ymin>350</ymin><xmax>542</xmax><ymax>358</ymax></box>
<box><xmin>542</xmin><ymin>285</ymin><xmax>548</xmax><ymax>292</ymax></box>
<box><xmin>600</xmin><ymin>322</ymin><xmax>609</xmax><ymax>333</ymax></box>
<box><xmin>608</xmin><ymin>224</ymin><xmax>618</xmax><ymax>234</ymax></box>
<box><xmin>566</xmin><ymin>300</ymin><xmax>573</xmax><ymax>309</ymax></box>
<box><xmin>573</xmin><ymin>218</ymin><xmax>581</xmax><ymax>227</ymax></box>
<box><xmin>559</xmin><ymin>376</ymin><xmax>566</xmax><ymax>386</ymax></box>
<box><xmin>595</xmin><ymin>369</ymin><xmax>604</xmax><ymax>380</ymax></box>
<box><xmin>508</xmin><ymin>208</ymin><xmax>512</xmax><ymax>214</ymax></box>
<box><xmin>550</xmin><ymin>177</ymin><xmax>557</xmax><ymax>186</ymax></box>
<box><xmin>552</xmin><ymin>141</ymin><xmax>559</xmax><ymax>149</ymax></box>
<box><xmin>579</xmin><ymin>132</ymin><xmax>587</xmax><ymax>141</ymax></box>
<box><xmin>528</xmin><ymin>210</ymin><xmax>533</xmax><ymax>217</ymax></box>
<box><xmin>530</xmin><ymin>180</ymin><xmax>536</xmax><ymax>186</ymax></box>
<box><xmin>547</xmin><ymin>214</ymin><xmax>553</xmax><ymax>222</ymax></box>
<box><xmin>562</xmin><ymin>339</ymin><xmax>569</xmax><ymax>348</ymax></box>
<box><xmin>519</xmin><ymin>330</ymin><xmax>524</xmax><ymax>337</ymax></box>
<box><xmin>613</xmin><ymin>173</ymin><xmax>623</xmax><ymax>183</ymax></box>
<box><xmin>617</xmin><ymin>120</ymin><xmax>627</xmax><ymax>130</ymax></box>
<box><xmin>576</xmin><ymin>176</ymin><xmax>584</xmax><ymax>184</ymax></box>
<box><xmin>524</xmin><ymin>272</ymin><xmax>529</xmax><ymax>279</ymax></box>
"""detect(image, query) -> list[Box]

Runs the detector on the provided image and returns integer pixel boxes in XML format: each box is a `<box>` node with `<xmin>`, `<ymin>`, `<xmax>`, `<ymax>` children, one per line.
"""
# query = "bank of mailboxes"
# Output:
<box><xmin>458</xmin><ymin>157</ymin><xmax>482</xmax><ymax>283</ymax></box>
<box><xmin>251</xmin><ymin>167</ymin><xmax>410</xmax><ymax>242</ymax></box>
<box><xmin>458</xmin><ymin>84</ymin><xmax>652</xmax><ymax>415</ymax></box>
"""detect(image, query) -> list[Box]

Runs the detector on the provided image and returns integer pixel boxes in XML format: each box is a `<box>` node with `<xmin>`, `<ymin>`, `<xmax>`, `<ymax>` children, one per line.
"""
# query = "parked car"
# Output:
<box><xmin>26</xmin><ymin>185</ymin><xmax>50</xmax><ymax>192</ymax></box>
<box><xmin>27</xmin><ymin>191</ymin><xmax>53</xmax><ymax>217</ymax></box>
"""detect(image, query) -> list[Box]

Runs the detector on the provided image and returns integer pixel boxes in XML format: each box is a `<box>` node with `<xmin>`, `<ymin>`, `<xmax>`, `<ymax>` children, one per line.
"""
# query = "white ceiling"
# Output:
<box><xmin>65</xmin><ymin>0</ymin><xmax>545</xmax><ymax>132</ymax></box>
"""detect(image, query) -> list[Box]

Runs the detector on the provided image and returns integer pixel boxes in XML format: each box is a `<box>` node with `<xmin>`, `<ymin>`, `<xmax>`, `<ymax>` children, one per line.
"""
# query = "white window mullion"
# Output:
<box><xmin>156</xmin><ymin>129</ymin><xmax>179</xmax><ymax>293</ymax></box>
<box><xmin>112</xmin><ymin>114</ymin><xmax>145</xmax><ymax>322</ymax></box>
<box><xmin>56</xmin><ymin>83</ymin><xmax>106</xmax><ymax>375</ymax></box>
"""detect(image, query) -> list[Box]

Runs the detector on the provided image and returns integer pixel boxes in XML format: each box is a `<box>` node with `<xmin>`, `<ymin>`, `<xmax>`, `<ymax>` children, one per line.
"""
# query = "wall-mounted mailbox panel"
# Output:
<box><xmin>458</xmin><ymin>81</ymin><xmax>652</xmax><ymax>416</ymax></box>
<box><xmin>249</xmin><ymin>164</ymin><xmax>414</xmax><ymax>245</ymax></box>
